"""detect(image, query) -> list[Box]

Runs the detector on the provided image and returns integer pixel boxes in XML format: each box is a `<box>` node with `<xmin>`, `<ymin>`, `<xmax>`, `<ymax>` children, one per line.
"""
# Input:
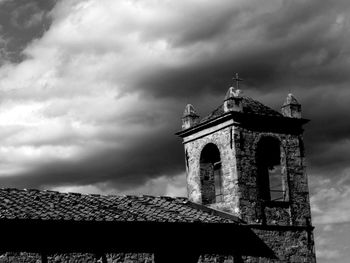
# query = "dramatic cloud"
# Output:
<box><xmin>0</xmin><ymin>1</ymin><xmax>350</xmax><ymax>261</ymax></box>
<box><xmin>310</xmin><ymin>175</ymin><xmax>350</xmax><ymax>263</ymax></box>
<box><xmin>0</xmin><ymin>0</ymin><xmax>55</xmax><ymax>62</ymax></box>
<box><xmin>0</xmin><ymin>0</ymin><xmax>349</xmax><ymax>195</ymax></box>
<box><xmin>11</xmin><ymin>2</ymin><xmax>46</xmax><ymax>29</ymax></box>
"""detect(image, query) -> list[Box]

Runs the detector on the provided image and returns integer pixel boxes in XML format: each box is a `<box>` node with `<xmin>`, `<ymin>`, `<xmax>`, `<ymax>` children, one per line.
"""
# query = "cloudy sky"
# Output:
<box><xmin>0</xmin><ymin>0</ymin><xmax>350</xmax><ymax>261</ymax></box>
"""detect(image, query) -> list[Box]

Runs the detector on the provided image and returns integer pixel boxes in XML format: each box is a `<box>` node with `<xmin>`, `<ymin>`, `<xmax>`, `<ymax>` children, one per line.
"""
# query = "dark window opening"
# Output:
<box><xmin>185</xmin><ymin>150</ymin><xmax>189</xmax><ymax>169</ymax></box>
<box><xmin>268</xmin><ymin>164</ymin><xmax>284</xmax><ymax>201</ymax></box>
<box><xmin>214</xmin><ymin>161</ymin><xmax>223</xmax><ymax>203</ymax></box>
<box><xmin>256</xmin><ymin>137</ymin><xmax>287</xmax><ymax>202</ymax></box>
<box><xmin>200</xmin><ymin>143</ymin><xmax>223</xmax><ymax>205</ymax></box>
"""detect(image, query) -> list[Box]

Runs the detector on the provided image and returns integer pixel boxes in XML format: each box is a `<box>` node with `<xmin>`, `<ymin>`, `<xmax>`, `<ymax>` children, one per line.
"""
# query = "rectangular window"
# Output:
<box><xmin>268</xmin><ymin>165</ymin><xmax>287</xmax><ymax>201</ymax></box>
<box><xmin>214</xmin><ymin>162</ymin><xmax>223</xmax><ymax>203</ymax></box>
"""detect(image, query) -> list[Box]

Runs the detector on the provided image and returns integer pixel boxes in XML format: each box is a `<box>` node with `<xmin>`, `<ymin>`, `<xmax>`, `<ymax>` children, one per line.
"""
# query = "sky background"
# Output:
<box><xmin>0</xmin><ymin>0</ymin><xmax>349</xmax><ymax>262</ymax></box>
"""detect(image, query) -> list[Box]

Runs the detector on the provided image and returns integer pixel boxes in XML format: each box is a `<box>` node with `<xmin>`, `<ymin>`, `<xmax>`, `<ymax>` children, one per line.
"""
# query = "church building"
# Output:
<box><xmin>0</xmin><ymin>83</ymin><xmax>316</xmax><ymax>262</ymax></box>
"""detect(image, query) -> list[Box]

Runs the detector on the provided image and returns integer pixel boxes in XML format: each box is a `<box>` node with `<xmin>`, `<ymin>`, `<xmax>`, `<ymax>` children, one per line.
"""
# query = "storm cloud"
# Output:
<box><xmin>0</xmin><ymin>1</ymin><xmax>350</xmax><ymax>261</ymax></box>
<box><xmin>0</xmin><ymin>0</ymin><xmax>349</xmax><ymax>193</ymax></box>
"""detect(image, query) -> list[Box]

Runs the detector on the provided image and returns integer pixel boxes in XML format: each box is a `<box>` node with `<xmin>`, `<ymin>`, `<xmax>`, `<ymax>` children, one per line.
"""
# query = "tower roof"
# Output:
<box><xmin>176</xmin><ymin>88</ymin><xmax>309</xmax><ymax>137</ymax></box>
<box><xmin>200</xmin><ymin>95</ymin><xmax>282</xmax><ymax>124</ymax></box>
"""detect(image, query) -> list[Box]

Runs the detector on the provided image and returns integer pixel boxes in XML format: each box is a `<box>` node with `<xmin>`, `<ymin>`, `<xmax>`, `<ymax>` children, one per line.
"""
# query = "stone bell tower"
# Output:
<box><xmin>176</xmin><ymin>85</ymin><xmax>312</xmax><ymax>228</ymax></box>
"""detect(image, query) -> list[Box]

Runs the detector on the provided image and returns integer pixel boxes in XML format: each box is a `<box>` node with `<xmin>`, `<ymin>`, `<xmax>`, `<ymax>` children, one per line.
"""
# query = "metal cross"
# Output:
<box><xmin>232</xmin><ymin>72</ymin><xmax>243</xmax><ymax>89</ymax></box>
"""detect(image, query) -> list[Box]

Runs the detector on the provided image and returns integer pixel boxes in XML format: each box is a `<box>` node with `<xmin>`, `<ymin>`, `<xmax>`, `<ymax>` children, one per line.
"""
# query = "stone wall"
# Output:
<box><xmin>0</xmin><ymin>252</ymin><xmax>41</xmax><ymax>263</ymax></box>
<box><xmin>183</xmin><ymin>121</ymin><xmax>311</xmax><ymax>227</ymax></box>
<box><xmin>245</xmin><ymin>227</ymin><xmax>316</xmax><ymax>263</ymax></box>
<box><xmin>234</xmin><ymin>126</ymin><xmax>311</xmax><ymax>227</ymax></box>
<box><xmin>0</xmin><ymin>253</ymin><xmax>154</xmax><ymax>263</ymax></box>
<box><xmin>0</xmin><ymin>242</ymin><xmax>315</xmax><ymax>263</ymax></box>
<box><xmin>180</xmin><ymin>117</ymin><xmax>316</xmax><ymax>262</ymax></box>
<box><xmin>183</xmin><ymin>119</ymin><xmax>240</xmax><ymax>215</ymax></box>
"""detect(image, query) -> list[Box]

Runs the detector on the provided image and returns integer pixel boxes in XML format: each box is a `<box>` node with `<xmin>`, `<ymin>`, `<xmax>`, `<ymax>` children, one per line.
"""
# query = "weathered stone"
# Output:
<box><xmin>281</xmin><ymin>94</ymin><xmax>302</xmax><ymax>118</ymax></box>
<box><xmin>0</xmin><ymin>253</ymin><xmax>155</xmax><ymax>263</ymax></box>
<box><xmin>177</xmin><ymin>91</ymin><xmax>316</xmax><ymax>262</ymax></box>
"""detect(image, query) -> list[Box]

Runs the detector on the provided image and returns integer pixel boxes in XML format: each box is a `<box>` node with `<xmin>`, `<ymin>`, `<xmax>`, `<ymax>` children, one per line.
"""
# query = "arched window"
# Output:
<box><xmin>200</xmin><ymin>143</ymin><xmax>223</xmax><ymax>205</ymax></box>
<box><xmin>256</xmin><ymin>137</ymin><xmax>287</xmax><ymax>202</ymax></box>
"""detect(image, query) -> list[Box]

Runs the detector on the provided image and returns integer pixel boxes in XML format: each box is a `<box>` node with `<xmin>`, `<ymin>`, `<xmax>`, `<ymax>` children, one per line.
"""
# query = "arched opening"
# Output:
<box><xmin>200</xmin><ymin>143</ymin><xmax>223</xmax><ymax>205</ymax></box>
<box><xmin>256</xmin><ymin>137</ymin><xmax>287</xmax><ymax>202</ymax></box>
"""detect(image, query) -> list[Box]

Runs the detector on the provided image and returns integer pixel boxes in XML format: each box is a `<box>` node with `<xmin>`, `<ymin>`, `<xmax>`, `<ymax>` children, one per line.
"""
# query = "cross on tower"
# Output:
<box><xmin>232</xmin><ymin>72</ymin><xmax>243</xmax><ymax>89</ymax></box>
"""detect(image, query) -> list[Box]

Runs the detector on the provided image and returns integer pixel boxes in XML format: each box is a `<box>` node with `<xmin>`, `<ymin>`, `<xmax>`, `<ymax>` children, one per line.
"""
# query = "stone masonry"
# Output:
<box><xmin>177</xmin><ymin>88</ymin><xmax>316</xmax><ymax>262</ymax></box>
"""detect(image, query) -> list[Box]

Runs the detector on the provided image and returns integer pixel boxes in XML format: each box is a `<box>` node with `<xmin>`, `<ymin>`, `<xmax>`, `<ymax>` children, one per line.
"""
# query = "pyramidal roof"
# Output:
<box><xmin>200</xmin><ymin>95</ymin><xmax>283</xmax><ymax>124</ymax></box>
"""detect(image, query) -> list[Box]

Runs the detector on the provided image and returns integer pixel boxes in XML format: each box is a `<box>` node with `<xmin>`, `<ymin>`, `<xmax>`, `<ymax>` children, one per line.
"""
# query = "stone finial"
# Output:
<box><xmin>182</xmin><ymin>104</ymin><xmax>200</xmax><ymax>130</ymax></box>
<box><xmin>223</xmin><ymin>87</ymin><xmax>243</xmax><ymax>113</ymax></box>
<box><xmin>281</xmin><ymin>93</ymin><xmax>301</xmax><ymax>118</ymax></box>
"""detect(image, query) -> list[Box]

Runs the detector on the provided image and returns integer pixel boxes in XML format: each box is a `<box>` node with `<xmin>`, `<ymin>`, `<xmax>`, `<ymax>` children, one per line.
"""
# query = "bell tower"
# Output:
<box><xmin>176</xmin><ymin>86</ymin><xmax>311</xmax><ymax>227</ymax></box>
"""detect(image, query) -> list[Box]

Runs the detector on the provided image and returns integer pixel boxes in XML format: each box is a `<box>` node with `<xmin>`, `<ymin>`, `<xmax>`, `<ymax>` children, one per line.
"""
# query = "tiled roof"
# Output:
<box><xmin>0</xmin><ymin>188</ymin><xmax>239</xmax><ymax>224</ymax></box>
<box><xmin>200</xmin><ymin>96</ymin><xmax>282</xmax><ymax>124</ymax></box>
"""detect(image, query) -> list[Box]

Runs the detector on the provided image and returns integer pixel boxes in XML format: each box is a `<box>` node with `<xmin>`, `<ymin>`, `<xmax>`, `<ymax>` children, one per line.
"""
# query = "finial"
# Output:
<box><xmin>183</xmin><ymin>104</ymin><xmax>198</xmax><ymax>117</ymax></box>
<box><xmin>224</xmin><ymin>86</ymin><xmax>243</xmax><ymax>113</ymax></box>
<box><xmin>281</xmin><ymin>93</ymin><xmax>301</xmax><ymax>118</ymax></box>
<box><xmin>182</xmin><ymin>104</ymin><xmax>200</xmax><ymax>130</ymax></box>
<box><xmin>283</xmin><ymin>93</ymin><xmax>299</xmax><ymax>106</ymax></box>
<box><xmin>225</xmin><ymin>87</ymin><xmax>242</xmax><ymax>100</ymax></box>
